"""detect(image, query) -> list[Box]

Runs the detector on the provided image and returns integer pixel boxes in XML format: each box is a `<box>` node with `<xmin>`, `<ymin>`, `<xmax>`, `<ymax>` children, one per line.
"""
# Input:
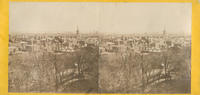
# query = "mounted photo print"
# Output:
<box><xmin>8</xmin><ymin>2</ymin><xmax>192</xmax><ymax>94</ymax></box>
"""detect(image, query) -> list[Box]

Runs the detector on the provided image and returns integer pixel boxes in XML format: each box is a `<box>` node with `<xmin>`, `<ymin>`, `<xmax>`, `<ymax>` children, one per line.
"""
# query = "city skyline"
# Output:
<box><xmin>9</xmin><ymin>2</ymin><xmax>192</xmax><ymax>35</ymax></box>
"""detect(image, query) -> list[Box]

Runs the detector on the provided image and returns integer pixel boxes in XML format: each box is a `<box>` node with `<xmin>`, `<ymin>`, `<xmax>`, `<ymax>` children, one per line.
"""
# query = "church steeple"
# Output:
<box><xmin>163</xmin><ymin>26</ymin><xmax>166</xmax><ymax>36</ymax></box>
<box><xmin>76</xmin><ymin>26</ymin><xmax>79</xmax><ymax>35</ymax></box>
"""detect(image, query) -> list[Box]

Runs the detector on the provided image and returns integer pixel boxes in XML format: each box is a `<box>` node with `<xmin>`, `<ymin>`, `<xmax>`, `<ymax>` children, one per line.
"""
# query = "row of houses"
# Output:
<box><xmin>99</xmin><ymin>34</ymin><xmax>190</xmax><ymax>54</ymax></box>
<box><xmin>9</xmin><ymin>33</ymin><xmax>100</xmax><ymax>55</ymax></box>
<box><xmin>9</xmin><ymin>30</ymin><xmax>191</xmax><ymax>55</ymax></box>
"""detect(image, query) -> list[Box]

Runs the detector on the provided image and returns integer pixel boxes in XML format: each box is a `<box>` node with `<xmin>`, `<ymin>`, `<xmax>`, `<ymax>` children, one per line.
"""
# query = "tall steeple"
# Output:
<box><xmin>163</xmin><ymin>26</ymin><xmax>166</xmax><ymax>36</ymax></box>
<box><xmin>76</xmin><ymin>26</ymin><xmax>79</xmax><ymax>35</ymax></box>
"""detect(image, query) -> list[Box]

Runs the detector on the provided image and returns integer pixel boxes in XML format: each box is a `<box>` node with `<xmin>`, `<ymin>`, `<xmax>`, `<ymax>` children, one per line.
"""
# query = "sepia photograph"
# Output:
<box><xmin>9</xmin><ymin>2</ymin><xmax>191</xmax><ymax>93</ymax></box>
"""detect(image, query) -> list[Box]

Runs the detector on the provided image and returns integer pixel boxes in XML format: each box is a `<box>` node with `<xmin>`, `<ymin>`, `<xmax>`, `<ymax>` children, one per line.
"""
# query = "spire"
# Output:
<box><xmin>163</xmin><ymin>25</ymin><xmax>166</xmax><ymax>35</ymax></box>
<box><xmin>76</xmin><ymin>26</ymin><xmax>79</xmax><ymax>35</ymax></box>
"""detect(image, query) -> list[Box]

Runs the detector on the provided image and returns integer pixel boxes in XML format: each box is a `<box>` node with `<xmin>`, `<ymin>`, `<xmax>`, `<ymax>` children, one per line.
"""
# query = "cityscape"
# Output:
<box><xmin>9</xmin><ymin>2</ymin><xmax>191</xmax><ymax>94</ymax></box>
<box><xmin>9</xmin><ymin>28</ymin><xmax>191</xmax><ymax>93</ymax></box>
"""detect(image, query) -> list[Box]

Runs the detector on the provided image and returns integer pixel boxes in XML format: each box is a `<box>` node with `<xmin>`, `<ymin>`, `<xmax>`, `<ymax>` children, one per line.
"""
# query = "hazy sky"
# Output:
<box><xmin>9</xmin><ymin>2</ymin><xmax>192</xmax><ymax>35</ymax></box>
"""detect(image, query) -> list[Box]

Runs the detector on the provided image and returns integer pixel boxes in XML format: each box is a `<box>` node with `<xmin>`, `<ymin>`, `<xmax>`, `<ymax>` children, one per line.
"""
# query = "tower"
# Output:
<box><xmin>76</xmin><ymin>26</ymin><xmax>81</xmax><ymax>40</ymax></box>
<box><xmin>76</xmin><ymin>26</ymin><xmax>79</xmax><ymax>35</ymax></box>
<box><xmin>163</xmin><ymin>26</ymin><xmax>166</xmax><ymax>36</ymax></box>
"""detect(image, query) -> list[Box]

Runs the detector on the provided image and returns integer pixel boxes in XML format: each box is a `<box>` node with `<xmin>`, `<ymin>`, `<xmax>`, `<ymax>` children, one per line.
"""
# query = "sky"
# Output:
<box><xmin>9</xmin><ymin>2</ymin><xmax>192</xmax><ymax>35</ymax></box>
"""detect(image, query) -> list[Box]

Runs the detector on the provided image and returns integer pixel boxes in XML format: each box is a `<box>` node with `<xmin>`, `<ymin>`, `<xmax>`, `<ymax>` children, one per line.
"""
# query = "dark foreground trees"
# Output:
<box><xmin>9</xmin><ymin>45</ymin><xmax>99</xmax><ymax>93</ymax></box>
<box><xmin>60</xmin><ymin>45</ymin><xmax>99</xmax><ymax>93</ymax></box>
<box><xmin>8</xmin><ymin>44</ymin><xmax>190</xmax><ymax>93</ymax></box>
<box><xmin>99</xmin><ymin>45</ymin><xmax>191</xmax><ymax>93</ymax></box>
